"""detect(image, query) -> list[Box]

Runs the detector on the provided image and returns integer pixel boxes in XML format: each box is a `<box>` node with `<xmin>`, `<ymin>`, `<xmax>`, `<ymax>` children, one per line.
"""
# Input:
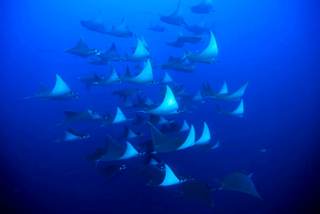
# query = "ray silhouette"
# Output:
<box><xmin>222</xmin><ymin>172</ymin><xmax>262</xmax><ymax>199</ymax></box>
<box><xmin>148</xmin><ymin>86</ymin><xmax>179</xmax><ymax>115</ymax></box>
<box><xmin>195</xmin><ymin>122</ymin><xmax>211</xmax><ymax>145</ymax></box>
<box><xmin>186</xmin><ymin>31</ymin><xmax>218</xmax><ymax>64</ymax></box>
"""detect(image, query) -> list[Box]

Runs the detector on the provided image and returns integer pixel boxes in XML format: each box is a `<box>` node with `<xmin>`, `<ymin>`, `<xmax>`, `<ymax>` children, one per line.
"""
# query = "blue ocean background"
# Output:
<box><xmin>1</xmin><ymin>0</ymin><xmax>319</xmax><ymax>213</ymax></box>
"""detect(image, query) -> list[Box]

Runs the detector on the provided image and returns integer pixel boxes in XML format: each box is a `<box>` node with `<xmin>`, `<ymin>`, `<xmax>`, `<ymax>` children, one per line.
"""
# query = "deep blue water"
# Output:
<box><xmin>1</xmin><ymin>0</ymin><xmax>319</xmax><ymax>214</ymax></box>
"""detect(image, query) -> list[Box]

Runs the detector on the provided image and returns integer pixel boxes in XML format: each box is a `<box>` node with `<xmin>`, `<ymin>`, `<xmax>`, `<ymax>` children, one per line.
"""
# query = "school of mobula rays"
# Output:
<box><xmin>26</xmin><ymin>0</ymin><xmax>262</xmax><ymax>207</ymax></box>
